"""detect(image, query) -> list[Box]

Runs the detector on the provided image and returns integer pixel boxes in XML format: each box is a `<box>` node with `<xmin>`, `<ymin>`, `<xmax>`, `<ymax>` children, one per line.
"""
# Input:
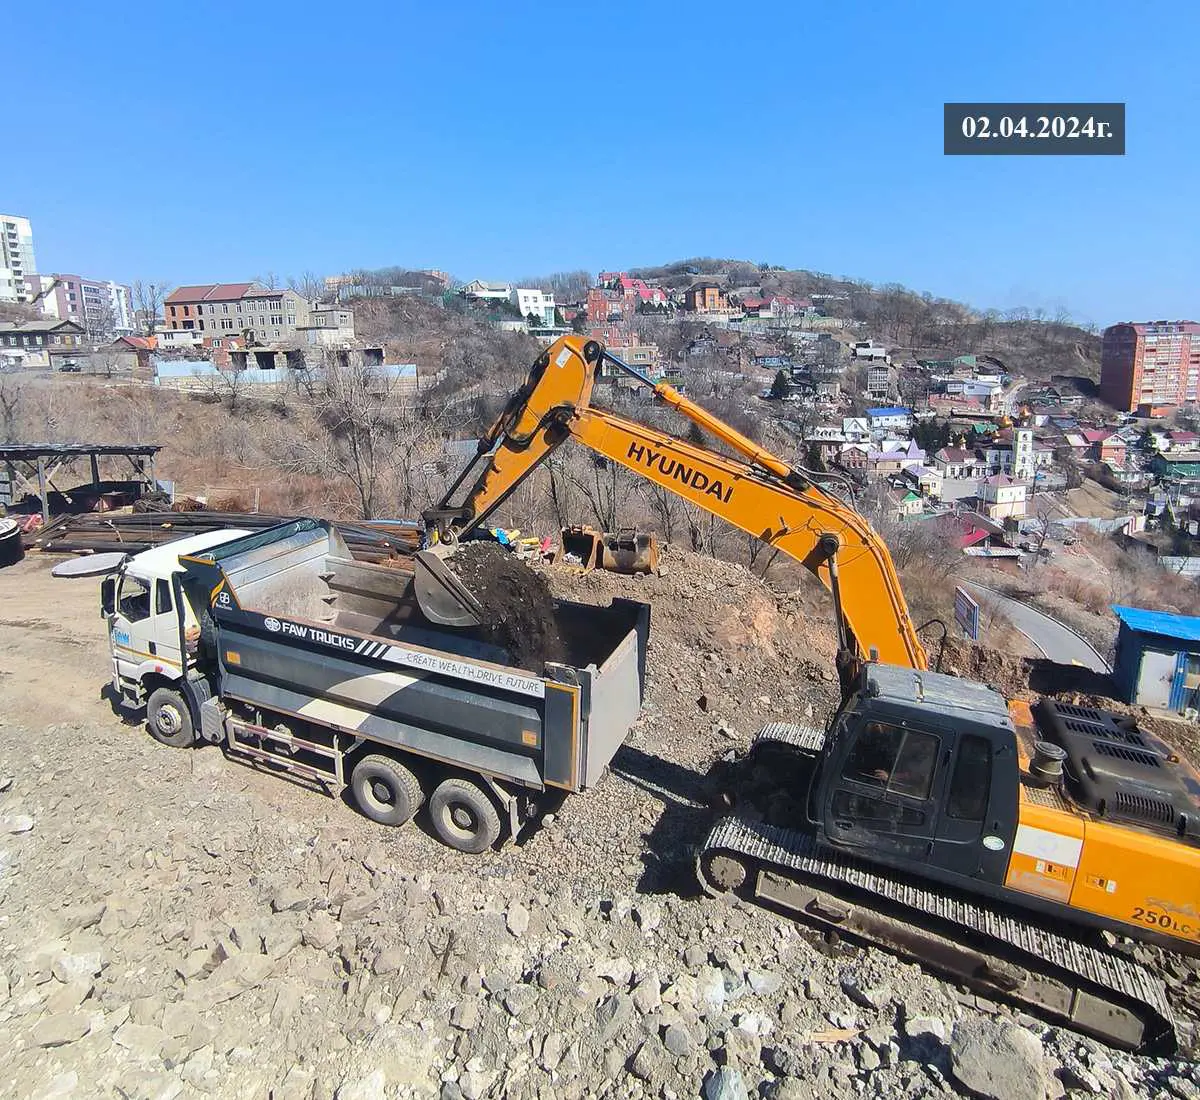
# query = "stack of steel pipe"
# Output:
<box><xmin>25</xmin><ymin>510</ymin><xmax>420</xmax><ymax>564</ymax></box>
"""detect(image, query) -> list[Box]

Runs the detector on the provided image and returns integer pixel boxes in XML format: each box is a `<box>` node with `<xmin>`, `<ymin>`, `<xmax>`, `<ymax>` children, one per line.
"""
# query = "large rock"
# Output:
<box><xmin>950</xmin><ymin>1019</ymin><xmax>1048</xmax><ymax>1100</ymax></box>
<box><xmin>505</xmin><ymin>904</ymin><xmax>530</xmax><ymax>937</ymax></box>
<box><xmin>31</xmin><ymin>1011</ymin><xmax>91</xmax><ymax>1047</ymax></box>
<box><xmin>336</xmin><ymin>1069</ymin><xmax>387</xmax><ymax>1100</ymax></box>
<box><xmin>704</xmin><ymin>1066</ymin><xmax>750</xmax><ymax>1100</ymax></box>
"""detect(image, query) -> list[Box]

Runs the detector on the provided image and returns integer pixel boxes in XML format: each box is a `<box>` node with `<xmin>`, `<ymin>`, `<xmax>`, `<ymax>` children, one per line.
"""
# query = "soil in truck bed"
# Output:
<box><xmin>446</xmin><ymin>541</ymin><xmax>568</xmax><ymax>671</ymax></box>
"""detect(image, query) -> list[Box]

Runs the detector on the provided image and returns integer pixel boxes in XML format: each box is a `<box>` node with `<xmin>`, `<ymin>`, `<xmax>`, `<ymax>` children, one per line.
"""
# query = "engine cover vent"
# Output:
<box><xmin>1033</xmin><ymin>699</ymin><xmax>1199</xmax><ymax>843</ymax></box>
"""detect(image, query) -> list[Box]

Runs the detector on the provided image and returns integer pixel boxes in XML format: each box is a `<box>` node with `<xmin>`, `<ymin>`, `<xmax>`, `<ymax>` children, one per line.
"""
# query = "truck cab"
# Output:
<box><xmin>101</xmin><ymin>529</ymin><xmax>250</xmax><ymax>741</ymax></box>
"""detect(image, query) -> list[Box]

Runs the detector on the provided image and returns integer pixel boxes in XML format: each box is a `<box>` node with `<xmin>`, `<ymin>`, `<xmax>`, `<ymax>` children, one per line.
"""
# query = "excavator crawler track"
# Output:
<box><xmin>699</xmin><ymin>812</ymin><xmax>1176</xmax><ymax>1054</ymax></box>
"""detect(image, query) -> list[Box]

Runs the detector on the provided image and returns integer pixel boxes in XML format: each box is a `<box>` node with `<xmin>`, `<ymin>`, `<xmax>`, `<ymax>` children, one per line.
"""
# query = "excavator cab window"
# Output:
<box><xmin>946</xmin><ymin>735</ymin><xmax>992</xmax><ymax>820</ymax></box>
<box><xmin>843</xmin><ymin>722</ymin><xmax>939</xmax><ymax>800</ymax></box>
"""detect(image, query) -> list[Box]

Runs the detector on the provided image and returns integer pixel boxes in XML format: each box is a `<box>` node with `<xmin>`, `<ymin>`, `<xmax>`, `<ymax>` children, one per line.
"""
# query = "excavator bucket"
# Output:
<box><xmin>413</xmin><ymin>546</ymin><xmax>485</xmax><ymax>628</ymax></box>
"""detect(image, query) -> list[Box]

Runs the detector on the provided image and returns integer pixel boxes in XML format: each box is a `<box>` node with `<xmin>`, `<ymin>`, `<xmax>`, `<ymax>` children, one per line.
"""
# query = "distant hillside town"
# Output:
<box><xmin>3</xmin><ymin>210</ymin><xmax>1200</xmax><ymax>572</ymax></box>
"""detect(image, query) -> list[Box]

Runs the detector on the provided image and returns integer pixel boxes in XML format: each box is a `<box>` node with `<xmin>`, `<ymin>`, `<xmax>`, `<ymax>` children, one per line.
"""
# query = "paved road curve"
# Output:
<box><xmin>961</xmin><ymin>581</ymin><xmax>1111</xmax><ymax>673</ymax></box>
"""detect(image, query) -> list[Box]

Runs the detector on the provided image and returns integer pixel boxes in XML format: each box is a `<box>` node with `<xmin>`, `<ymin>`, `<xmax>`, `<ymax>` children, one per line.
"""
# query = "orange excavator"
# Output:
<box><xmin>417</xmin><ymin>334</ymin><xmax>1199</xmax><ymax>1053</ymax></box>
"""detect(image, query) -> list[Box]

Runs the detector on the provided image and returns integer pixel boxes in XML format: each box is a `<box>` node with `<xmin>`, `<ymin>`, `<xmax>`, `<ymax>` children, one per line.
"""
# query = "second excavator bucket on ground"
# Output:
<box><xmin>413</xmin><ymin>546</ymin><xmax>485</xmax><ymax>628</ymax></box>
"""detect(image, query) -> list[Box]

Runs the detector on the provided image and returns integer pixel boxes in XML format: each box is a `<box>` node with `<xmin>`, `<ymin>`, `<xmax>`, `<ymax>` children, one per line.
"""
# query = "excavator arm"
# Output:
<box><xmin>421</xmin><ymin>335</ymin><xmax>927</xmax><ymax>672</ymax></box>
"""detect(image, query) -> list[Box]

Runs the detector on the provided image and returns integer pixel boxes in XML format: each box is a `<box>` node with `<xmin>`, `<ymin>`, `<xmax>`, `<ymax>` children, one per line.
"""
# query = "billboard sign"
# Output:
<box><xmin>954</xmin><ymin>586</ymin><xmax>980</xmax><ymax>641</ymax></box>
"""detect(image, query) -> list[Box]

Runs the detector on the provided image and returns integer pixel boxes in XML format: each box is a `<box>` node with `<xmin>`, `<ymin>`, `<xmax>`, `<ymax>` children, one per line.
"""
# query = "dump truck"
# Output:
<box><xmin>414</xmin><ymin>333</ymin><xmax>1199</xmax><ymax>1052</ymax></box>
<box><xmin>101</xmin><ymin>518</ymin><xmax>648</xmax><ymax>852</ymax></box>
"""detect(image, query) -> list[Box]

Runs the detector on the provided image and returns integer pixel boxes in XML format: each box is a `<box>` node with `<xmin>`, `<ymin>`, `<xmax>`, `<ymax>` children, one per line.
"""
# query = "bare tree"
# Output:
<box><xmin>132</xmin><ymin>280</ymin><xmax>169</xmax><ymax>336</ymax></box>
<box><xmin>271</xmin><ymin>351</ymin><xmax>452</xmax><ymax>519</ymax></box>
<box><xmin>203</xmin><ymin>364</ymin><xmax>252</xmax><ymax>412</ymax></box>
<box><xmin>88</xmin><ymin>343</ymin><xmax>123</xmax><ymax>379</ymax></box>
<box><xmin>0</xmin><ymin>362</ymin><xmax>24</xmax><ymax>439</ymax></box>
<box><xmin>255</xmin><ymin>271</ymin><xmax>280</xmax><ymax>290</ymax></box>
<box><xmin>288</xmin><ymin>271</ymin><xmax>327</xmax><ymax>304</ymax></box>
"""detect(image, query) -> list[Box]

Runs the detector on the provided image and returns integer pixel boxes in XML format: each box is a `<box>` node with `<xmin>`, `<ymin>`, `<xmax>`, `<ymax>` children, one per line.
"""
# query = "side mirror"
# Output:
<box><xmin>101</xmin><ymin>577</ymin><xmax>116</xmax><ymax>618</ymax></box>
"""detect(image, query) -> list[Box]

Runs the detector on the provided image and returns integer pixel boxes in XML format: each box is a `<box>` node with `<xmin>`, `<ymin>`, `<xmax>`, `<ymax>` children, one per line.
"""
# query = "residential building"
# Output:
<box><xmin>1096</xmin><ymin>435</ymin><xmax>1127</xmax><ymax>466</ymax></box>
<box><xmin>0</xmin><ymin>214</ymin><xmax>37</xmax><ymax>304</ymax></box>
<box><xmin>163</xmin><ymin>283</ymin><xmax>311</xmax><ymax>344</ymax></box>
<box><xmin>1150</xmin><ymin>428</ymin><xmax>1200</xmax><ymax>453</ymax></box>
<box><xmin>32</xmin><ymin>273</ymin><xmax>134</xmax><ymax>337</ymax></box>
<box><xmin>597</xmin><ymin>273</ymin><xmax>669</xmax><ymax>312</ymax></box>
<box><xmin>684</xmin><ymin>283</ymin><xmax>730</xmax><ymax>314</ymax></box>
<box><xmin>851</xmin><ymin>341</ymin><xmax>890</xmax><ymax>362</ymax></box>
<box><xmin>512</xmin><ymin>288</ymin><xmax>556</xmax><ymax>327</ymax></box>
<box><xmin>458</xmin><ymin>280</ymin><xmax>512</xmax><ymax>302</ymax></box>
<box><xmin>866</xmin><ymin>406</ymin><xmax>912</xmax><ymax>433</ymax></box>
<box><xmin>740</xmin><ymin>295</ymin><xmax>809</xmax><ymax>318</ymax></box>
<box><xmin>866</xmin><ymin>363</ymin><xmax>891</xmax><ymax>401</ymax></box>
<box><xmin>977</xmin><ymin>474</ymin><xmax>1028</xmax><ymax>520</ymax></box>
<box><xmin>837</xmin><ymin>444</ymin><xmax>869</xmax><ymax>471</ymax></box>
<box><xmin>838</xmin><ymin>417</ymin><xmax>868</xmax><ymax>444</ymax></box>
<box><xmin>297</xmin><ymin>305</ymin><xmax>355</xmax><ymax>348</ymax></box>
<box><xmin>932</xmin><ymin>446</ymin><xmax>986</xmax><ymax>480</ymax></box>
<box><xmin>868</xmin><ymin>440</ymin><xmax>925</xmax><ymax>478</ymax></box>
<box><xmin>155</xmin><ymin>327</ymin><xmax>204</xmax><ymax>350</ymax></box>
<box><xmin>586</xmin><ymin>287</ymin><xmax>624</xmax><ymax>324</ymax></box>
<box><xmin>603</xmin><ymin>342</ymin><xmax>659</xmax><ymax>377</ymax></box>
<box><xmin>1100</xmin><ymin>320</ymin><xmax>1200</xmax><ymax>413</ymax></box>
<box><xmin>0</xmin><ymin>319</ymin><xmax>86</xmax><ymax>367</ymax></box>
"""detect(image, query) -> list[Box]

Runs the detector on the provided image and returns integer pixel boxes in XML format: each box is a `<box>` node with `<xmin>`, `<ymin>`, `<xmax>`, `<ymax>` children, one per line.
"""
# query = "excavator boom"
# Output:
<box><xmin>422</xmin><ymin>335</ymin><xmax>926</xmax><ymax>671</ymax></box>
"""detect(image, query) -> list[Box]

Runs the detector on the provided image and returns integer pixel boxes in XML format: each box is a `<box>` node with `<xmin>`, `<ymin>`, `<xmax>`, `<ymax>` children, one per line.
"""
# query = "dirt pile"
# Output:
<box><xmin>446</xmin><ymin>541</ymin><xmax>568</xmax><ymax>671</ymax></box>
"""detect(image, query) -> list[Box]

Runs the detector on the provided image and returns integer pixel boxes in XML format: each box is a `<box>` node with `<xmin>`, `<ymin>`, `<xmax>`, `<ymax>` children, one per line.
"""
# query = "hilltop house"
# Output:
<box><xmin>977</xmin><ymin>474</ymin><xmax>1028</xmax><ymax>520</ymax></box>
<box><xmin>459</xmin><ymin>280</ymin><xmax>513</xmax><ymax>301</ymax></box>
<box><xmin>598</xmin><ymin>273</ymin><xmax>669</xmax><ymax>312</ymax></box>
<box><xmin>685</xmin><ymin>283</ymin><xmax>731</xmax><ymax>314</ymax></box>
<box><xmin>866</xmin><ymin>406</ymin><xmax>913</xmax><ymax>433</ymax></box>
<box><xmin>838</xmin><ymin>444</ymin><xmax>869</xmax><ymax>472</ymax></box>
<box><xmin>842</xmin><ymin>417</ymin><xmax>872</xmax><ymax>444</ymax></box>
<box><xmin>932</xmin><ymin>446</ymin><xmax>986</xmax><ymax>480</ymax></box>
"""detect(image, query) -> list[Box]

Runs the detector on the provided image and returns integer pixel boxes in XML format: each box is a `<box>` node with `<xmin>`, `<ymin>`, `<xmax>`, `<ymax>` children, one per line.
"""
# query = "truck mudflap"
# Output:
<box><xmin>698</xmin><ymin>812</ymin><xmax>1176</xmax><ymax>1054</ymax></box>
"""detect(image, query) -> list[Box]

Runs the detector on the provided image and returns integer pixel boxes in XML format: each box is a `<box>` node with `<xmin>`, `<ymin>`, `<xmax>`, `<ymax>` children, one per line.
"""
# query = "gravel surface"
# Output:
<box><xmin>0</xmin><ymin>549</ymin><xmax>1197</xmax><ymax>1099</ymax></box>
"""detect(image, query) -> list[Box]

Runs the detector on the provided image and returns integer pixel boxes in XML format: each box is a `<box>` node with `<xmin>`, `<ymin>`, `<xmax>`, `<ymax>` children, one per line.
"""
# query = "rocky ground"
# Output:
<box><xmin>0</xmin><ymin>547</ymin><xmax>1197</xmax><ymax>1099</ymax></box>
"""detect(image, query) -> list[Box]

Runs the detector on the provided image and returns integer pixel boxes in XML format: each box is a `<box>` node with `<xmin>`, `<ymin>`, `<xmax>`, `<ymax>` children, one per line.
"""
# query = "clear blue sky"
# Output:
<box><xmin>7</xmin><ymin>1</ymin><xmax>1197</xmax><ymax>326</ymax></box>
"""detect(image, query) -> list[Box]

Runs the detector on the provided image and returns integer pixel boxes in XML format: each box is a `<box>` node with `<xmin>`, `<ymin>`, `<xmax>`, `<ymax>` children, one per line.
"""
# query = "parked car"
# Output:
<box><xmin>58</xmin><ymin>360</ymin><xmax>81</xmax><ymax>373</ymax></box>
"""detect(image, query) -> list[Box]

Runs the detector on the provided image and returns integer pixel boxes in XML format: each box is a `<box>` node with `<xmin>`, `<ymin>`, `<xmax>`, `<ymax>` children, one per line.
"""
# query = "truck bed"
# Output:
<box><xmin>179</xmin><ymin>519</ymin><xmax>648</xmax><ymax>794</ymax></box>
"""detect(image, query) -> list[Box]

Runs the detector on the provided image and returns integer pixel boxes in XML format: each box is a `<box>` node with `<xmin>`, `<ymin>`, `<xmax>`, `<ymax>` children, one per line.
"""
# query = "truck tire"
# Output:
<box><xmin>146</xmin><ymin>687</ymin><xmax>196</xmax><ymax>748</ymax></box>
<box><xmin>351</xmin><ymin>755</ymin><xmax>424</xmax><ymax>827</ymax></box>
<box><xmin>429</xmin><ymin>777</ymin><xmax>502</xmax><ymax>854</ymax></box>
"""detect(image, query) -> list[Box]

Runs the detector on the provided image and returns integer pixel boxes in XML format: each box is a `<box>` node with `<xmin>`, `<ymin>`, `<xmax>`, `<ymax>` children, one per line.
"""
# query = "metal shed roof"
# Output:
<box><xmin>1112</xmin><ymin>605</ymin><xmax>1200</xmax><ymax>643</ymax></box>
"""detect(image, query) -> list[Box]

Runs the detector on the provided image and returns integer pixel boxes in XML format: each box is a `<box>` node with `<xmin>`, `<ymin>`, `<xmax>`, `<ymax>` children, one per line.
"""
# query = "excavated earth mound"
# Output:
<box><xmin>445</xmin><ymin>541</ymin><xmax>568</xmax><ymax>671</ymax></box>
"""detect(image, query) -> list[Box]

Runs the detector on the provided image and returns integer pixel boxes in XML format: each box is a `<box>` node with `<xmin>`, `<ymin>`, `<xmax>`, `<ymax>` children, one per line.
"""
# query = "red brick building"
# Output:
<box><xmin>1100</xmin><ymin>320</ymin><xmax>1200</xmax><ymax>414</ymax></box>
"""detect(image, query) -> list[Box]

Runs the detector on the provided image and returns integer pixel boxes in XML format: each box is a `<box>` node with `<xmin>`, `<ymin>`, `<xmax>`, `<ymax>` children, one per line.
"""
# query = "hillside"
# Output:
<box><xmin>624</xmin><ymin>257</ymin><xmax>1100</xmax><ymax>385</ymax></box>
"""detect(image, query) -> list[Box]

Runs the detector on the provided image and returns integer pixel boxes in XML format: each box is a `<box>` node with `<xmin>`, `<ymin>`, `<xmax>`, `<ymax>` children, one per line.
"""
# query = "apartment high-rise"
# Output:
<box><xmin>33</xmin><ymin>273</ymin><xmax>134</xmax><ymax>336</ymax></box>
<box><xmin>0</xmin><ymin>214</ymin><xmax>38</xmax><ymax>304</ymax></box>
<box><xmin>1101</xmin><ymin>321</ymin><xmax>1200</xmax><ymax>414</ymax></box>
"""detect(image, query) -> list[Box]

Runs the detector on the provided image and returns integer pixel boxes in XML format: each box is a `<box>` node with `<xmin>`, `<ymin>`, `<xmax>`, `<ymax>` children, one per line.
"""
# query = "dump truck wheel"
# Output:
<box><xmin>146</xmin><ymin>687</ymin><xmax>196</xmax><ymax>749</ymax></box>
<box><xmin>429</xmin><ymin>778</ymin><xmax>501</xmax><ymax>854</ymax></box>
<box><xmin>351</xmin><ymin>755</ymin><xmax>424</xmax><ymax>827</ymax></box>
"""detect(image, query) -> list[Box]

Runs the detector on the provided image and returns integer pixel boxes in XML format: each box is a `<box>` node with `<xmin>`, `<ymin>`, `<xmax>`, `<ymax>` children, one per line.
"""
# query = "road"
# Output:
<box><xmin>961</xmin><ymin>581</ymin><xmax>1110</xmax><ymax>673</ymax></box>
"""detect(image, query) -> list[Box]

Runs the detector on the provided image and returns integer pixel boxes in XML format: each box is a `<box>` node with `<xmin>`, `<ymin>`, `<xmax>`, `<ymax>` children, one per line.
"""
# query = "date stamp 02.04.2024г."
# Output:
<box><xmin>944</xmin><ymin>102</ymin><xmax>1125</xmax><ymax>155</ymax></box>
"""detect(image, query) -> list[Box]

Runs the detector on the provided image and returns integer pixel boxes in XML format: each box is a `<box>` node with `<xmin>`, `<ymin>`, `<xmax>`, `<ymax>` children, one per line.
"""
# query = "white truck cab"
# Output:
<box><xmin>101</xmin><ymin>529</ymin><xmax>249</xmax><ymax>743</ymax></box>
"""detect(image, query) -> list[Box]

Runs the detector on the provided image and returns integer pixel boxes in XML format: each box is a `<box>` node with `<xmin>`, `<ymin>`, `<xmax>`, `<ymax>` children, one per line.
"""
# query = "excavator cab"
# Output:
<box><xmin>813</xmin><ymin>664</ymin><xmax>1018</xmax><ymax>885</ymax></box>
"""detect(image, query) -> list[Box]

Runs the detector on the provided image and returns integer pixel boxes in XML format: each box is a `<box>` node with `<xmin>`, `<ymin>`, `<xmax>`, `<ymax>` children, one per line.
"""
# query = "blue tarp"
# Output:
<box><xmin>866</xmin><ymin>406</ymin><xmax>911</xmax><ymax>418</ymax></box>
<box><xmin>1111</xmin><ymin>604</ymin><xmax>1200</xmax><ymax>643</ymax></box>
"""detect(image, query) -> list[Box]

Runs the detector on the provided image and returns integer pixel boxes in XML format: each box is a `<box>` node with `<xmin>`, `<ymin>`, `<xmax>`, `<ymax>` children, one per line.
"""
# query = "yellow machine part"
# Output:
<box><xmin>1006</xmin><ymin>793</ymin><xmax>1200</xmax><ymax>948</ymax></box>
